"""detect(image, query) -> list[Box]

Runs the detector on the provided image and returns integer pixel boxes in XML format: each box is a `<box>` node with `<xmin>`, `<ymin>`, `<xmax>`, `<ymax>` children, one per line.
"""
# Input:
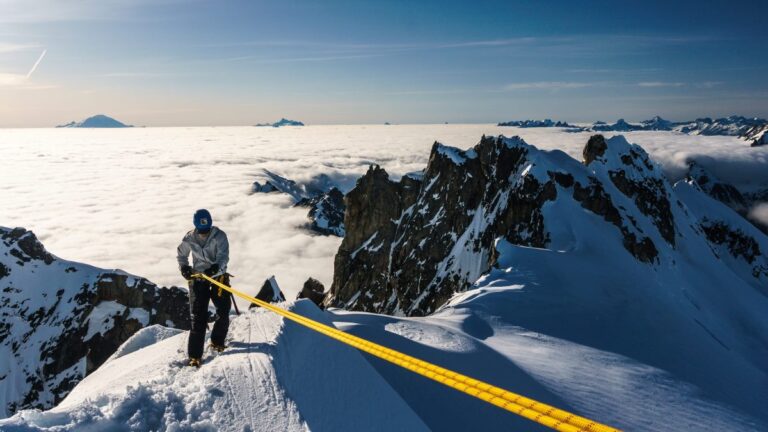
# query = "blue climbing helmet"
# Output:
<box><xmin>193</xmin><ymin>209</ymin><xmax>212</xmax><ymax>233</ymax></box>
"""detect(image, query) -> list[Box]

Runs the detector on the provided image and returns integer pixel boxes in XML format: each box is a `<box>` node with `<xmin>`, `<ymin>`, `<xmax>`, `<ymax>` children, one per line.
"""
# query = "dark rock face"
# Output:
<box><xmin>687</xmin><ymin>163</ymin><xmax>768</xmax><ymax>234</ymax></box>
<box><xmin>701</xmin><ymin>222</ymin><xmax>761</xmax><ymax>264</ymax></box>
<box><xmin>583</xmin><ymin>134</ymin><xmax>607</xmax><ymax>165</ymax></box>
<box><xmin>249</xmin><ymin>276</ymin><xmax>286</xmax><ymax>309</ymax></box>
<box><xmin>296</xmin><ymin>187</ymin><xmax>346</xmax><ymax>236</ymax></box>
<box><xmin>0</xmin><ymin>227</ymin><xmax>189</xmax><ymax>416</ymax></box>
<box><xmin>297</xmin><ymin>278</ymin><xmax>326</xmax><ymax>309</ymax></box>
<box><xmin>326</xmin><ymin>134</ymin><xmax>679</xmax><ymax>316</ymax></box>
<box><xmin>697</xmin><ymin>219</ymin><xmax>768</xmax><ymax>294</ymax></box>
<box><xmin>687</xmin><ymin>162</ymin><xmax>748</xmax><ymax>214</ymax></box>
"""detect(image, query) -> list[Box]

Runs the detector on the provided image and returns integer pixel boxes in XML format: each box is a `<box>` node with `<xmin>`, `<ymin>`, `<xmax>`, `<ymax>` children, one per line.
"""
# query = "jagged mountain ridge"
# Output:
<box><xmin>325</xmin><ymin>134</ymin><xmax>768</xmax><ymax>317</ymax></box>
<box><xmin>742</xmin><ymin>124</ymin><xmax>768</xmax><ymax>146</ymax></box>
<box><xmin>0</xmin><ymin>227</ymin><xmax>189</xmax><ymax>416</ymax></box>
<box><xmin>497</xmin><ymin>119</ymin><xmax>575</xmax><ymax>128</ymax></box>
<box><xmin>499</xmin><ymin>115</ymin><xmax>768</xmax><ymax>142</ymax></box>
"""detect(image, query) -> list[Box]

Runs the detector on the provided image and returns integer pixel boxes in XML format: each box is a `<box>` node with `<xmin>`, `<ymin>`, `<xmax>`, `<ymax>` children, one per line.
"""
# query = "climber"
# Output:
<box><xmin>177</xmin><ymin>209</ymin><xmax>231</xmax><ymax>367</ymax></box>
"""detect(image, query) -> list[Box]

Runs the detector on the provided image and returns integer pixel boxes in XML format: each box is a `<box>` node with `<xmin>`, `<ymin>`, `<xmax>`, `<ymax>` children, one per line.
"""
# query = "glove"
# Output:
<box><xmin>180</xmin><ymin>265</ymin><xmax>193</xmax><ymax>280</ymax></box>
<box><xmin>205</xmin><ymin>263</ymin><xmax>220</xmax><ymax>277</ymax></box>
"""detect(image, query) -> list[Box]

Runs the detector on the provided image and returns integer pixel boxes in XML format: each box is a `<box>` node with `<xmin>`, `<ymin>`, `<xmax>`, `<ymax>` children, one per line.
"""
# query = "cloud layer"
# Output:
<box><xmin>1</xmin><ymin>125</ymin><xmax>765</xmax><ymax>303</ymax></box>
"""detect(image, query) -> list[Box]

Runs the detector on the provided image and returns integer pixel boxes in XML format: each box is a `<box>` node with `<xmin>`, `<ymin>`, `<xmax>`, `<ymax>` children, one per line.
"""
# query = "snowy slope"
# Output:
<box><xmin>325</xmin><ymin>134</ymin><xmax>768</xmax><ymax>428</ymax></box>
<box><xmin>0</xmin><ymin>227</ymin><xmax>189</xmax><ymax>417</ymax></box>
<box><xmin>329</xmin><ymin>296</ymin><xmax>767</xmax><ymax>432</ymax></box>
<box><xmin>0</xmin><ymin>301</ymin><xmax>428</xmax><ymax>431</ymax></box>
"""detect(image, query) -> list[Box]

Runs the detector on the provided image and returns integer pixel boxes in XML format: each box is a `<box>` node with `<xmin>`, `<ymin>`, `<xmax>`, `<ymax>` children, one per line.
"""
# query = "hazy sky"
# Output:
<box><xmin>1</xmin><ymin>0</ymin><xmax>767</xmax><ymax>127</ymax></box>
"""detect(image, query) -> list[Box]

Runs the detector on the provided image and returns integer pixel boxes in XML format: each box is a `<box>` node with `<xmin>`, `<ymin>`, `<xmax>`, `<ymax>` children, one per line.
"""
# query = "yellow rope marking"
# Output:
<box><xmin>194</xmin><ymin>273</ymin><xmax>621</xmax><ymax>432</ymax></box>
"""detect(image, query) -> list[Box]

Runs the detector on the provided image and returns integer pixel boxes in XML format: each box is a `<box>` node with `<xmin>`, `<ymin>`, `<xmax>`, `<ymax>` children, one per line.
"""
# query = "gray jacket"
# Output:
<box><xmin>177</xmin><ymin>226</ymin><xmax>229</xmax><ymax>274</ymax></box>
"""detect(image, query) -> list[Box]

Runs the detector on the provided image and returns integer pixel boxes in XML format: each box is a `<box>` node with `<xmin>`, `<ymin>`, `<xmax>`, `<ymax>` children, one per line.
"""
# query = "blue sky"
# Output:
<box><xmin>0</xmin><ymin>0</ymin><xmax>766</xmax><ymax>126</ymax></box>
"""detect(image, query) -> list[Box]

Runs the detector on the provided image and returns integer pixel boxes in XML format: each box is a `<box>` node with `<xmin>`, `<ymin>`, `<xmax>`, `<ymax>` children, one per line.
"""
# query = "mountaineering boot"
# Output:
<box><xmin>209</xmin><ymin>342</ymin><xmax>226</xmax><ymax>353</ymax></box>
<box><xmin>188</xmin><ymin>357</ymin><xmax>202</xmax><ymax>368</ymax></box>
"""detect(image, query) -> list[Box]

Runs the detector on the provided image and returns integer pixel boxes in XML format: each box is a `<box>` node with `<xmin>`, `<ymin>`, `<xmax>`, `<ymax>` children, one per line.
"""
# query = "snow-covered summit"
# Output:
<box><xmin>320</xmin><ymin>133</ymin><xmax>768</xmax><ymax>428</ymax></box>
<box><xmin>56</xmin><ymin>114</ymin><xmax>131</xmax><ymax>128</ymax></box>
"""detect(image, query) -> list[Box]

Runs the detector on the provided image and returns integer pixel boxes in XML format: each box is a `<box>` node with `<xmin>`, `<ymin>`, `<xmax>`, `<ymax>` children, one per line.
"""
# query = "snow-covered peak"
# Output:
<box><xmin>640</xmin><ymin>115</ymin><xmax>674</xmax><ymax>130</ymax></box>
<box><xmin>432</xmin><ymin>142</ymin><xmax>478</xmax><ymax>165</ymax></box>
<box><xmin>327</xmin><ymin>133</ymin><xmax>767</xmax><ymax>315</ymax></box>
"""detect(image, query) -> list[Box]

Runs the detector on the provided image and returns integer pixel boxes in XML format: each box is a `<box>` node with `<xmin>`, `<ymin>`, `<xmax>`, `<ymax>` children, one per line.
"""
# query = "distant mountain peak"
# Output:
<box><xmin>56</xmin><ymin>114</ymin><xmax>131</xmax><ymax>128</ymax></box>
<box><xmin>255</xmin><ymin>118</ymin><xmax>305</xmax><ymax>127</ymax></box>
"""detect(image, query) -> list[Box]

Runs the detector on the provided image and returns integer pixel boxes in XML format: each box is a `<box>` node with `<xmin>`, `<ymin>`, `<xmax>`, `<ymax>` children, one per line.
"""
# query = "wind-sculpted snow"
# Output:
<box><xmin>1</xmin><ymin>125</ymin><xmax>767</xmax><ymax>302</ymax></box>
<box><xmin>0</xmin><ymin>227</ymin><xmax>189</xmax><ymax>417</ymax></box>
<box><xmin>324</xmin><ymin>132</ymin><xmax>768</xmax><ymax>427</ymax></box>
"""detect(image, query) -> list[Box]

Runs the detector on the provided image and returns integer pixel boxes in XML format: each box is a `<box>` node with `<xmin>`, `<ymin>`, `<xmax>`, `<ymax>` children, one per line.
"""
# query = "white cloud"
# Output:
<box><xmin>100</xmin><ymin>72</ymin><xmax>169</xmax><ymax>78</ymax></box>
<box><xmin>0</xmin><ymin>0</ymin><xmax>182</xmax><ymax>23</ymax></box>
<box><xmin>504</xmin><ymin>81</ymin><xmax>593</xmax><ymax>90</ymax></box>
<box><xmin>1</xmin><ymin>126</ymin><xmax>765</xmax><ymax>304</ymax></box>
<box><xmin>749</xmin><ymin>203</ymin><xmax>768</xmax><ymax>226</ymax></box>
<box><xmin>637</xmin><ymin>82</ymin><xmax>686</xmax><ymax>87</ymax></box>
<box><xmin>0</xmin><ymin>42</ymin><xmax>39</xmax><ymax>53</ymax></box>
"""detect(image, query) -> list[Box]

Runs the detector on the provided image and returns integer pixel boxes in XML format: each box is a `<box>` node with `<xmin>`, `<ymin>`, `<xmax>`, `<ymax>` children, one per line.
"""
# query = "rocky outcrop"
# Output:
<box><xmin>249</xmin><ymin>276</ymin><xmax>286</xmax><ymax>309</ymax></box>
<box><xmin>326</xmin><ymin>134</ymin><xmax>684</xmax><ymax>316</ymax></box>
<box><xmin>686</xmin><ymin>162</ymin><xmax>748</xmax><ymax>214</ymax></box>
<box><xmin>252</xmin><ymin>170</ymin><xmax>346</xmax><ymax>237</ymax></box>
<box><xmin>296</xmin><ymin>188</ymin><xmax>346</xmax><ymax>236</ymax></box>
<box><xmin>686</xmin><ymin>163</ymin><xmax>768</xmax><ymax>234</ymax></box>
<box><xmin>296</xmin><ymin>278</ymin><xmax>326</xmax><ymax>309</ymax></box>
<box><xmin>0</xmin><ymin>227</ymin><xmax>189</xmax><ymax>416</ymax></box>
<box><xmin>582</xmin><ymin>134</ymin><xmax>607</xmax><ymax>164</ymax></box>
<box><xmin>742</xmin><ymin>124</ymin><xmax>768</xmax><ymax>147</ymax></box>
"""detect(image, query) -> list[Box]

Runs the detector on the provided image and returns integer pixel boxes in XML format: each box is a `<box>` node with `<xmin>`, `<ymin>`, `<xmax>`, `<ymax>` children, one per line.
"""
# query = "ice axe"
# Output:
<box><xmin>223</xmin><ymin>273</ymin><xmax>241</xmax><ymax>315</ymax></box>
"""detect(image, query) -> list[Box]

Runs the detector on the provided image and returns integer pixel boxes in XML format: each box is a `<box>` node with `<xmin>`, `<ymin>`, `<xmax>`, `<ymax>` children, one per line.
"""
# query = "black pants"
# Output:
<box><xmin>188</xmin><ymin>278</ymin><xmax>232</xmax><ymax>359</ymax></box>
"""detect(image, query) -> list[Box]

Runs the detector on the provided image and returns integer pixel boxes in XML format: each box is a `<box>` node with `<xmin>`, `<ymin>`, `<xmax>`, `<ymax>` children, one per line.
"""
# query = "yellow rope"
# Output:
<box><xmin>194</xmin><ymin>273</ymin><xmax>621</xmax><ymax>432</ymax></box>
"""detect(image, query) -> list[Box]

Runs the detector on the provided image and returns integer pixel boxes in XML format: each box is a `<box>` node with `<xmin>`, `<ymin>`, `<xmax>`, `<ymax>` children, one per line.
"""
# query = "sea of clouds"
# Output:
<box><xmin>1</xmin><ymin>125</ymin><xmax>766</xmax><ymax>301</ymax></box>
